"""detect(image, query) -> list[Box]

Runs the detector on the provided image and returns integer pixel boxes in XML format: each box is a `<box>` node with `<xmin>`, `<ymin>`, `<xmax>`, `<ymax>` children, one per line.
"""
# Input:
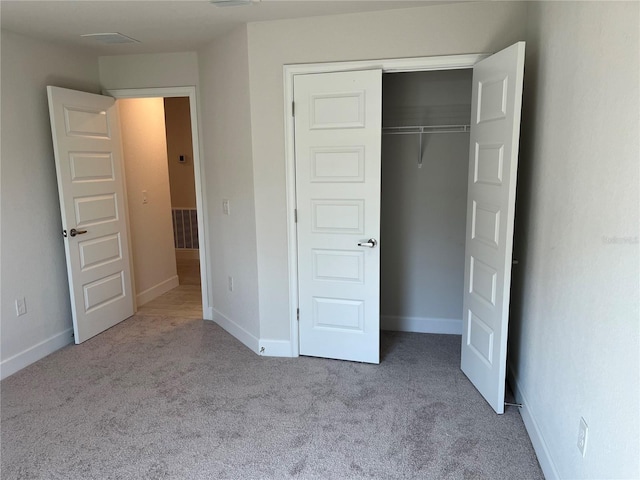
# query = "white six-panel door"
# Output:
<box><xmin>47</xmin><ymin>86</ymin><xmax>134</xmax><ymax>343</ymax></box>
<box><xmin>295</xmin><ymin>70</ymin><xmax>382</xmax><ymax>364</ymax></box>
<box><xmin>461</xmin><ymin>42</ymin><xmax>526</xmax><ymax>414</ymax></box>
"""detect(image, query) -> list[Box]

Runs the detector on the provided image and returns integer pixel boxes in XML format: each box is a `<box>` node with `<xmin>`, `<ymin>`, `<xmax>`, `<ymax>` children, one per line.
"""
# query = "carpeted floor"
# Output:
<box><xmin>1</xmin><ymin>315</ymin><xmax>543</xmax><ymax>479</ymax></box>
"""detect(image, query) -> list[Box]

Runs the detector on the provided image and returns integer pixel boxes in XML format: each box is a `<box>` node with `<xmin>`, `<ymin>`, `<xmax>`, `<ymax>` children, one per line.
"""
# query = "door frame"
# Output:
<box><xmin>105</xmin><ymin>86</ymin><xmax>212</xmax><ymax>320</ymax></box>
<box><xmin>284</xmin><ymin>53</ymin><xmax>487</xmax><ymax>357</ymax></box>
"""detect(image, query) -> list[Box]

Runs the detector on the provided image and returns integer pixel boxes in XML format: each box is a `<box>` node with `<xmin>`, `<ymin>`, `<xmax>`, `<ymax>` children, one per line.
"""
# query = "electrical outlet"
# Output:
<box><xmin>577</xmin><ymin>417</ymin><xmax>588</xmax><ymax>457</ymax></box>
<box><xmin>222</xmin><ymin>199</ymin><xmax>230</xmax><ymax>215</ymax></box>
<box><xmin>228</xmin><ymin>276</ymin><xmax>234</xmax><ymax>292</ymax></box>
<box><xmin>15</xmin><ymin>297</ymin><xmax>26</xmax><ymax>316</ymax></box>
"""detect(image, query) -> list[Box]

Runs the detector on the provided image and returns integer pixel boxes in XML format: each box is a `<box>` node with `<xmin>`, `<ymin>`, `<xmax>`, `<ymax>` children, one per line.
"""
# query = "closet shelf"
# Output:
<box><xmin>382</xmin><ymin>124</ymin><xmax>470</xmax><ymax>135</ymax></box>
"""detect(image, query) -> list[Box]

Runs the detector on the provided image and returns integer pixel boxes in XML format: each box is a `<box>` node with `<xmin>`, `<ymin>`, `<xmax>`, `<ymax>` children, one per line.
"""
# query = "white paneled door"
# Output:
<box><xmin>461</xmin><ymin>42</ymin><xmax>526</xmax><ymax>414</ymax></box>
<box><xmin>47</xmin><ymin>86</ymin><xmax>134</xmax><ymax>343</ymax></box>
<box><xmin>295</xmin><ymin>70</ymin><xmax>382</xmax><ymax>364</ymax></box>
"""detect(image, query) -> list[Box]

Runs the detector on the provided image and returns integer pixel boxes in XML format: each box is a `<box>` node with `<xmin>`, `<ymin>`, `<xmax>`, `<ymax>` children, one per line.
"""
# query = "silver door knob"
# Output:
<box><xmin>69</xmin><ymin>228</ymin><xmax>88</xmax><ymax>237</ymax></box>
<box><xmin>358</xmin><ymin>238</ymin><xmax>377</xmax><ymax>248</ymax></box>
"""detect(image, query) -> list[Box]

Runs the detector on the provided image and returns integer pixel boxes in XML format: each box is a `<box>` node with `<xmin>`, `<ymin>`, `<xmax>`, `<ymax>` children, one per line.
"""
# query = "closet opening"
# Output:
<box><xmin>380</xmin><ymin>69</ymin><xmax>473</xmax><ymax>339</ymax></box>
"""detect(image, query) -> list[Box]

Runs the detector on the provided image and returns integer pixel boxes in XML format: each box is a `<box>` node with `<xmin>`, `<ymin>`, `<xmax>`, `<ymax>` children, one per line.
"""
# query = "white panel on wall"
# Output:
<box><xmin>313</xmin><ymin>249</ymin><xmax>364</xmax><ymax>283</ymax></box>
<box><xmin>312</xmin><ymin>297</ymin><xmax>364</xmax><ymax>331</ymax></box>
<box><xmin>310</xmin><ymin>146</ymin><xmax>365</xmax><ymax>183</ymax></box>
<box><xmin>70</xmin><ymin>153</ymin><xmax>115</xmax><ymax>183</ymax></box>
<box><xmin>310</xmin><ymin>92</ymin><xmax>365</xmax><ymax>129</ymax></box>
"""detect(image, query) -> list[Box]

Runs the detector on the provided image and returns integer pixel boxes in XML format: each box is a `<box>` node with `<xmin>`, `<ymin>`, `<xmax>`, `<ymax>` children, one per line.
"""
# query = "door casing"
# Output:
<box><xmin>105</xmin><ymin>86</ymin><xmax>212</xmax><ymax>320</ymax></box>
<box><xmin>284</xmin><ymin>54</ymin><xmax>487</xmax><ymax>357</ymax></box>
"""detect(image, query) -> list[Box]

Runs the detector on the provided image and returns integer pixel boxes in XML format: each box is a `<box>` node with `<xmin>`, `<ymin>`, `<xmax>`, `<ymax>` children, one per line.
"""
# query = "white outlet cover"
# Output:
<box><xmin>577</xmin><ymin>417</ymin><xmax>588</xmax><ymax>457</ymax></box>
<box><xmin>15</xmin><ymin>297</ymin><xmax>27</xmax><ymax>316</ymax></box>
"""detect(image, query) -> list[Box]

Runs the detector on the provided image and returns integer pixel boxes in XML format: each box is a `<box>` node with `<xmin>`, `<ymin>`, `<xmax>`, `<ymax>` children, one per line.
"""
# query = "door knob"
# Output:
<box><xmin>357</xmin><ymin>238</ymin><xmax>377</xmax><ymax>248</ymax></box>
<box><xmin>69</xmin><ymin>228</ymin><xmax>87</xmax><ymax>237</ymax></box>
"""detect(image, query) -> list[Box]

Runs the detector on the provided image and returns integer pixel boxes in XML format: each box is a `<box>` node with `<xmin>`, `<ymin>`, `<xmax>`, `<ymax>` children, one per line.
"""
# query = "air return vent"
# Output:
<box><xmin>80</xmin><ymin>33</ymin><xmax>140</xmax><ymax>44</ymax></box>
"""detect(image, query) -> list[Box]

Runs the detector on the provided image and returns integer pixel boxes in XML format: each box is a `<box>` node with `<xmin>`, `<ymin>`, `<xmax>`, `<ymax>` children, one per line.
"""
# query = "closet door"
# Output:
<box><xmin>461</xmin><ymin>42</ymin><xmax>526</xmax><ymax>414</ymax></box>
<box><xmin>295</xmin><ymin>70</ymin><xmax>382</xmax><ymax>364</ymax></box>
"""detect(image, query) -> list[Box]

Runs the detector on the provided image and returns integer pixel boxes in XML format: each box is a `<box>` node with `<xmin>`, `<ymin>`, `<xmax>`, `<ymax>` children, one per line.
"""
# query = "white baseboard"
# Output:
<box><xmin>507</xmin><ymin>365</ymin><xmax>560</xmax><ymax>480</ymax></box>
<box><xmin>204</xmin><ymin>306</ymin><xmax>214</xmax><ymax>321</ymax></box>
<box><xmin>210</xmin><ymin>307</ymin><xmax>259</xmax><ymax>354</ymax></box>
<box><xmin>175</xmin><ymin>249</ymin><xmax>199</xmax><ymax>261</ymax></box>
<box><xmin>136</xmin><ymin>275</ymin><xmax>180</xmax><ymax>306</ymax></box>
<box><xmin>258</xmin><ymin>339</ymin><xmax>293</xmax><ymax>357</ymax></box>
<box><xmin>381</xmin><ymin>315</ymin><xmax>462</xmax><ymax>335</ymax></box>
<box><xmin>0</xmin><ymin>328</ymin><xmax>74</xmax><ymax>380</ymax></box>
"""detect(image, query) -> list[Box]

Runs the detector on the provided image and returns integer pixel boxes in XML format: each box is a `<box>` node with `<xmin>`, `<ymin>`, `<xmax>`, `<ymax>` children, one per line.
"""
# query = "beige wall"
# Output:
<box><xmin>118</xmin><ymin>98</ymin><xmax>177</xmax><ymax>302</ymax></box>
<box><xmin>198</xmin><ymin>25</ymin><xmax>261</xmax><ymax>344</ymax></box>
<box><xmin>246</xmin><ymin>1</ymin><xmax>528</xmax><ymax>340</ymax></box>
<box><xmin>0</xmin><ymin>31</ymin><xmax>100</xmax><ymax>377</ymax></box>
<box><xmin>164</xmin><ymin>97</ymin><xmax>196</xmax><ymax>209</ymax></box>
<box><xmin>99</xmin><ymin>52</ymin><xmax>199</xmax><ymax>90</ymax></box>
<box><xmin>510</xmin><ymin>2</ymin><xmax>639</xmax><ymax>478</ymax></box>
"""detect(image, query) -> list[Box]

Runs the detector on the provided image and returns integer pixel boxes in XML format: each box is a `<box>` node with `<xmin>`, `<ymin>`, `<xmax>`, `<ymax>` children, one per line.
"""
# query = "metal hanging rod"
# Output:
<box><xmin>382</xmin><ymin>124</ymin><xmax>471</xmax><ymax>135</ymax></box>
<box><xmin>382</xmin><ymin>124</ymin><xmax>471</xmax><ymax>168</ymax></box>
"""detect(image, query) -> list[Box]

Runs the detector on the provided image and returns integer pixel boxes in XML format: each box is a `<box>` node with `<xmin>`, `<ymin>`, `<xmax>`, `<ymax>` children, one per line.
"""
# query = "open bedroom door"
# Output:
<box><xmin>47</xmin><ymin>86</ymin><xmax>134</xmax><ymax>344</ymax></box>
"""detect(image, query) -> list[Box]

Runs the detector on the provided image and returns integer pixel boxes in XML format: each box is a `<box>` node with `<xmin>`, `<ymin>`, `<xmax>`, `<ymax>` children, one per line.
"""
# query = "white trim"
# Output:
<box><xmin>258</xmin><ymin>339</ymin><xmax>294</xmax><ymax>357</ymax></box>
<box><xmin>136</xmin><ymin>275</ymin><xmax>180</xmax><ymax>306</ymax></box>
<box><xmin>0</xmin><ymin>329</ymin><xmax>74</xmax><ymax>380</ymax></box>
<box><xmin>508</xmin><ymin>366</ymin><xmax>560</xmax><ymax>480</ymax></box>
<box><xmin>211</xmin><ymin>308</ymin><xmax>259</xmax><ymax>354</ymax></box>
<box><xmin>284</xmin><ymin>53</ymin><xmax>486</xmax><ymax>358</ymax></box>
<box><xmin>175</xmin><ymin>248</ymin><xmax>199</xmax><ymax>261</ymax></box>
<box><xmin>105</xmin><ymin>86</ymin><xmax>212</xmax><ymax>322</ymax></box>
<box><xmin>381</xmin><ymin>315</ymin><xmax>462</xmax><ymax>335</ymax></box>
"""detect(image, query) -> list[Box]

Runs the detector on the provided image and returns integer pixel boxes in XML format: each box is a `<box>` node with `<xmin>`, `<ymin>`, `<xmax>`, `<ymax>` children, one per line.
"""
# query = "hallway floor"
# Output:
<box><xmin>137</xmin><ymin>284</ymin><xmax>202</xmax><ymax>319</ymax></box>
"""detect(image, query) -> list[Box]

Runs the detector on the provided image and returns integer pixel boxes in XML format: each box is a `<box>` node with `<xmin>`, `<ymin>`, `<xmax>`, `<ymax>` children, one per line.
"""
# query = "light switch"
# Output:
<box><xmin>142</xmin><ymin>190</ymin><xmax>148</xmax><ymax>204</ymax></box>
<box><xmin>222</xmin><ymin>199</ymin><xmax>230</xmax><ymax>215</ymax></box>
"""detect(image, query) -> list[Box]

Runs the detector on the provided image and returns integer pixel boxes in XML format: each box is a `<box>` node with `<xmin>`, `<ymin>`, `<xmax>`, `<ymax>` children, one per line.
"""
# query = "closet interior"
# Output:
<box><xmin>380</xmin><ymin>69</ymin><xmax>473</xmax><ymax>334</ymax></box>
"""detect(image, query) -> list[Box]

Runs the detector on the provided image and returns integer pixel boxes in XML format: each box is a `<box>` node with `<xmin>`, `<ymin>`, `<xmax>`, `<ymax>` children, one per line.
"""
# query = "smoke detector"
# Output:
<box><xmin>80</xmin><ymin>33</ymin><xmax>140</xmax><ymax>44</ymax></box>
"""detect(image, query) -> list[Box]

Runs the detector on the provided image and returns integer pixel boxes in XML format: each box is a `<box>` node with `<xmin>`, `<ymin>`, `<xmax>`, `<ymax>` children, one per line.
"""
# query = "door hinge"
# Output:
<box><xmin>297</xmin><ymin>308</ymin><xmax>300</xmax><ymax>321</ymax></box>
<box><xmin>294</xmin><ymin>209</ymin><xmax>298</xmax><ymax>223</ymax></box>
<box><xmin>292</xmin><ymin>101</ymin><xmax>295</xmax><ymax>117</ymax></box>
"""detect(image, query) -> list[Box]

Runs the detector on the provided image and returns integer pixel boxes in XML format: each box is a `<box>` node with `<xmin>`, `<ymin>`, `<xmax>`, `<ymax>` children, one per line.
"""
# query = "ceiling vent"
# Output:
<box><xmin>80</xmin><ymin>33</ymin><xmax>140</xmax><ymax>44</ymax></box>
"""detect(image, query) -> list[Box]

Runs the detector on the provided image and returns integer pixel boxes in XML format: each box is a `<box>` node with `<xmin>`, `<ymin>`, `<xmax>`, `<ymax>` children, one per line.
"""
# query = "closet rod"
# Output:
<box><xmin>382</xmin><ymin>124</ymin><xmax>471</xmax><ymax>168</ymax></box>
<box><xmin>382</xmin><ymin>124</ymin><xmax>471</xmax><ymax>135</ymax></box>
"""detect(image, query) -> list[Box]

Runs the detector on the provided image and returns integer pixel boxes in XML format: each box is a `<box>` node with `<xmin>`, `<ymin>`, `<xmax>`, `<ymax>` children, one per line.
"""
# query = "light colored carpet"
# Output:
<box><xmin>1</xmin><ymin>315</ymin><xmax>543</xmax><ymax>479</ymax></box>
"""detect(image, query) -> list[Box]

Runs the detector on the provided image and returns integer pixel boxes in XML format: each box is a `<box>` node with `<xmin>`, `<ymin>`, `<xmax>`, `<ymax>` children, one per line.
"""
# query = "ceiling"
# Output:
<box><xmin>0</xmin><ymin>0</ymin><xmax>444</xmax><ymax>55</ymax></box>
